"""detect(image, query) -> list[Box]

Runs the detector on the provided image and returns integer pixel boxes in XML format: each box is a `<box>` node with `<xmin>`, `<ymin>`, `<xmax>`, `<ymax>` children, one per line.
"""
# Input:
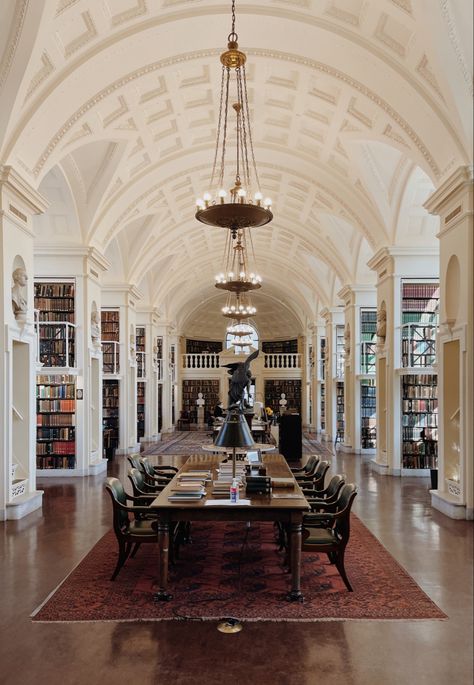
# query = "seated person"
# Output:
<box><xmin>213</xmin><ymin>402</ymin><xmax>224</xmax><ymax>418</ymax></box>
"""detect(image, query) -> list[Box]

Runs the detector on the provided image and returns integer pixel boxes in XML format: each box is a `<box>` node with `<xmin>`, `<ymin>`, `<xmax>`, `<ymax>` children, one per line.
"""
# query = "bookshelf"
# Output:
<box><xmin>186</xmin><ymin>339</ymin><xmax>223</xmax><ymax>354</ymax></box>
<box><xmin>137</xmin><ymin>381</ymin><xmax>145</xmax><ymax>440</ymax></box>
<box><xmin>360</xmin><ymin>308</ymin><xmax>377</xmax><ymax>374</ymax></box>
<box><xmin>401</xmin><ymin>374</ymin><xmax>438</xmax><ymax>469</ymax></box>
<box><xmin>103</xmin><ymin>379</ymin><xmax>119</xmax><ymax>459</ymax></box>
<box><xmin>136</xmin><ymin>326</ymin><xmax>146</xmax><ymax>378</ymax></box>
<box><xmin>101</xmin><ymin>310</ymin><xmax>120</xmax><ymax>373</ymax></box>
<box><xmin>335</xmin><ymin>325</ymin><xmax>345</xmax><ymax>378</ymax></box>
<box><xmin>361</xmin><ymin>379</ymin><xmax>376</xmax><ymax>449</ymax></box>
<box><xmin>320</xmin><ymin>337</ymin><xmax>326</xmax><ymax>431</ymax></box>
<box><xmin>182</xmin><ymin>379</ymin><xmax>220</xmax><ymax>418</ymax></box>
<box><xmin>262</xmin><ymin>339</ymin><xmax>298</xmax><ymax>354</ymax></box>
<box><xmin>36</xmin><ymin>374</ymin><xmax>76</xmax><ymax>469</ymax></box>
<box><xmin>401</xmin><ymin>282</ymin><xmax>439</xmax><ymax>368</ymax></box>
<box><xmin>336</xmin><ymin>381</ymin><xmax>344</xmax><ymax>441</ymax></box>
<box><xmin>264</xmin><ymin>379</ymin><xmax>302</xmax><ymax>414</ymax></box>
<box><xmin>34</xmin><ymin>281</ymin><xmax>75</xmax><ymax>367</ymax></box>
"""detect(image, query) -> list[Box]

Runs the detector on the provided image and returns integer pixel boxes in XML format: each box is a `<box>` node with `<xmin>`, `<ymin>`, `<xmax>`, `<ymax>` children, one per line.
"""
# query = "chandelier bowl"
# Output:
<box><xmin>215</xmin><ymin>280</ymin><xmax>262</xmax><ymax>293</ymax></box>
<box><xmin>196</xmin><ymin>203</ymin><xmax>273</xmax><ymax>232</ymax></box>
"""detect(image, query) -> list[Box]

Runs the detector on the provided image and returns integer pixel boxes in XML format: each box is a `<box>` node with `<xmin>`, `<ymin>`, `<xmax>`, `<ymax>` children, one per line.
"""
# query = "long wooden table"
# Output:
<box><xmin>150</xmin><ymin>453</ymin><xmax>310</xmax><ymax>602</ymax></box>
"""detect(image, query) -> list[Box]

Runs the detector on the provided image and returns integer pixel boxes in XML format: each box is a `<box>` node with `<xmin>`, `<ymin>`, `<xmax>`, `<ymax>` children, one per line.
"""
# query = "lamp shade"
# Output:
<box><xmin>214</xmin><ymin>410</ymin><xmax>254</xmax><ymax>448</ymax></box>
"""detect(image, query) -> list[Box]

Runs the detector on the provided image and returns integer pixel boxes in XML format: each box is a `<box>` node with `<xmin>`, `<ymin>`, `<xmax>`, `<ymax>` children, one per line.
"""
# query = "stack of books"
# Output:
<box><xmin>167</xmin><ymin>469</ymin><xmax>211</xmax><ymax>501</ymax></box>
<box><xmin>246</xmin><ymin>475</ymin><xmax>272</xmax><ymax>495</ymax></box>
<box><xmin>211</xmin><ymin>461</ymin><xmax>245</xmax><ymax>497</ymax></box>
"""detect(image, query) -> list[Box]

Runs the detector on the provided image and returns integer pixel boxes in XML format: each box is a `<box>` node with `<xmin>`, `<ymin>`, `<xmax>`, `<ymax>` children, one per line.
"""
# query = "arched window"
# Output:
<box><xmin>225</xmin><ymin>323</ymin><xmax>259</xmax><ymax>355</ymax></box>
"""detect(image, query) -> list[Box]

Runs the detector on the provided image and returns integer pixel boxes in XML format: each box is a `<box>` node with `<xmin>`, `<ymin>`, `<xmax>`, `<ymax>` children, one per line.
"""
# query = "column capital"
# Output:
<box><xmin>337</xmin><ymin>284</ymin><xmax>377</xmax><ymax>307</ymax></box>
<box><xmin>424</xmin><ymin>165</ymin><xmax>473</xmax><ymax>215</ymax></box>
<box><xmin>0</xmin><ymin>165</ymin><xmax>49</xmax><ymax>215</ymax></box>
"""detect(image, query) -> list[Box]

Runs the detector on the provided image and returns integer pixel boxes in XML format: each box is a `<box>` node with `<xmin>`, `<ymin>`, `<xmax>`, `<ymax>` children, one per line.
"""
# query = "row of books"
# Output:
<box><xmin>34</xmin><ymin>283</ymin><xmax>74</xmax><ymax>297</ymax></box>
<box><xmin>403</xmin><ymin>385</ymin><xmax>438</xmax><ymax>398</ymax></box>
<box><xmin>37</xmin><ymin>455</ymin><xmax>76</xmax><ymax>469</ymax></box>
<box><xmin>37</xmin><ymin>399</ymin><xmax>75</xmax><ymax>413</ymax></box>
<box><xmin>37</xmin><ymin>413</ymin><xmax>75</xmax><ymax>426</ymax></box>
<box><xmin>37</xmin><ymin>311</ymin><xmax>75</xmax><ymax>323</ymax></box>
<box><xmin>37</xmin><ymin>385</ymin><xmax>75</xmax><ymax>399</ymax></box>
<box><xmin>402</xmin><ymin>414</ymin><xmax>437</xmax><ymax>428</ymax></box>
<box><xmin>35</xmin><ymin>298</ymin><xmax>75</xmax><ymax>311</ymax></box>
<box><xmin>37</xmin><ymin>441</ymin><xmax>75</xmax><ymax>455</ymax></box>
<box><xmin>37</xmin><ymin>427</ymin><xmax>75</xmax><ymax>440</ymax></box>
<box><xmin>402</xmin><ymin>427</ymin><xmax>437</xmax><ymax>440</ymax></box>
<box><xmin>403</xmin><ymin>454</ymin><xmax>437</xmax><ymax>469</ymax></box>
<box><xmin>402</xmin><ymin>399</ymin><xmax>437</xmax><ymax>412</ymax></box>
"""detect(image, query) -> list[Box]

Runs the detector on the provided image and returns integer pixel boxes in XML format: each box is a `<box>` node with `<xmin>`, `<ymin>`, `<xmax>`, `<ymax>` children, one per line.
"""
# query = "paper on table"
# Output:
<box><xmin>204</xmin><ymin>499</ymin><xmax>251</xmax><ymax>506</ymax></box>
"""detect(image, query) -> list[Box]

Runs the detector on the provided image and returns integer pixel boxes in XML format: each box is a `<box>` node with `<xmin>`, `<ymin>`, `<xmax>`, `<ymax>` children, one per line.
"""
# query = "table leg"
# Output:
<box><xmin>287</xmin><ymin>520</ymin><xmax>304</xmax><ymax>602</ymax></box>
<box><xmin>153</xmin><ymin>520</ymin><xmax>173</xmax><ymax>602</ymax></box>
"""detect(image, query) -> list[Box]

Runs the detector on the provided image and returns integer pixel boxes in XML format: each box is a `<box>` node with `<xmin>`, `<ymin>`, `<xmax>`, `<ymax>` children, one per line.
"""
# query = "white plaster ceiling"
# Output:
<box><xmin>0</xmin><ymin>0</ymin><xmax>472</xmax><ymax>335</ymax></box>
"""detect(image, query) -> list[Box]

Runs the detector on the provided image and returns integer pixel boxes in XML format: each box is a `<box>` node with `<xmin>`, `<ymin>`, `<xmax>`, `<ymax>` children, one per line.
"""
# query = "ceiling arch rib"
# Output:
<box><xmin>3</xmin><ymin>1</ymin><xmax>469</xmax><ymax>179</ymax></box>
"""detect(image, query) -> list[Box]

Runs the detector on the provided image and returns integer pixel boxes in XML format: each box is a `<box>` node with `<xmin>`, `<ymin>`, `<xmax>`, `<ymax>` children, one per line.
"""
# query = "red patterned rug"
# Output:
<box><xmin>32</xmin><ymin>518</ymin><xmax>446</xmax><ymax>623</ymax></box>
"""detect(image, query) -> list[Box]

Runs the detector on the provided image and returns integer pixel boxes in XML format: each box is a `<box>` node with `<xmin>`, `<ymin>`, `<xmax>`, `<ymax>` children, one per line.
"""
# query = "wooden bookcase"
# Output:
<box><xmin>103</xmin><ymin>379</ymin><xmax>119</xmax><ymax>459</ymax></box>
<box><xmin>360</xmin><ymin>308</ymin><xmax>377</xmax><ymax>374</ymax></box>
<box><xmin>262</xmin><ymin>339</ymin><xmax>298</xmax><ymax>354</ymax></box>
<box><xmin>136</xmin><ymin>326</ymin><xmax>145</xmax><ymax>378</ymax></box>
<box><xmin>401</xmin><ymin>374</ymin><xmax>438</xmax><ymax>469</ymax></box>
<box><xmin>264</xmin><ymin>379</ymin><xmax>302</xmax><ymax>414</ymax></box>
<box><xmin>34</xmin><ymin>281</ymin><xmax>75</xmax><ymax>367</ymax></box>
<box><xmin>185</xmin><ymin>339</ymin><xmax>223</xmax><ymax>354</ymax></box>
<box><xmin>137</xmin><ymin>381</ymin><xmax>145</xmax><ymax>440</ymax></box>
<box><xmin>181</xmin><ymin>379</ymin><xmax>220</xmax><ymax>419</ymax></box>
<box><xmin>101</xmin><ymin>310</ymin><xmax>120</xmax><ymax>373</ymax></box>
<box><xmin>401</xmin><ymin>282</ymin><xmax>439</xmax><ymax>368</ymax></box>
<box><xmin>36</xmin><ymin>374</ymin><xmax>76</xmax><ymax>469</ymax></box>
<box><xmin>361</xmin><ymin>379</ymin><xmax>376</xmax><ymax>449</ymax></box>
<box><xmin>336</xmin><ymin>380</ymin><xmax>344</xmax><ymax>441</ymax></box>
<box><xmin>320</xmin><ymin>337</ymin><xmax>326</xmax><ymax>431</ymax></box>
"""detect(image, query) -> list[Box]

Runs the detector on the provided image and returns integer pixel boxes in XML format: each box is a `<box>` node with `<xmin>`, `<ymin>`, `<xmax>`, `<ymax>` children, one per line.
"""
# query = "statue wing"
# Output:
<box><xmin>244</xmin><ymin>349</ymin><xmax>259</xmax><ymax>369</ymax></box>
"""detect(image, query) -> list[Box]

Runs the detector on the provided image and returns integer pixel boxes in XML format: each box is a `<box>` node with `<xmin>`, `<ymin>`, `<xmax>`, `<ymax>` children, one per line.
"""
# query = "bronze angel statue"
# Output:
<box><xmin>222</xmin><ymin>349</ymin><xmax>259</xmax><ymax>411</ymax></box>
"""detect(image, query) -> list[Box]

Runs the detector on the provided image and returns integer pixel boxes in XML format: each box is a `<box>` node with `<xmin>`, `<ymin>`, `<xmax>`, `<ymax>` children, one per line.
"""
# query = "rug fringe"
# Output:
<box><xmin>32</xmin><ymin>616</ymin><xmax>448</xmax><ymax>624</ymax></box>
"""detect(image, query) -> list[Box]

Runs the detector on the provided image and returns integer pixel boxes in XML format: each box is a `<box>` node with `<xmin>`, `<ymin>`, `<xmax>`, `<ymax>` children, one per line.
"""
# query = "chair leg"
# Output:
<box><xmin>130</xmin><ymin>542</ymin><xmax>141</xmax><ymax>558</ymax></box>
<box><xmin>335</xmin><ymin>550</ymin><xmax>353</xmax><ymax>592</ymax></box>
<box><xmin>111</xmin><ymin>541</ymin><xmax>128</xmax><ymax>581</ymax></box>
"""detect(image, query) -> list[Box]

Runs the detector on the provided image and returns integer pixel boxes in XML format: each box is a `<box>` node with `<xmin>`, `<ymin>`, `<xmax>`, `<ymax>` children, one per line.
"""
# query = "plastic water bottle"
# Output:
<box><xmin>230</xmin><ymin>478</ymin><xmax>239</xmax><ymax>503</ymax></box>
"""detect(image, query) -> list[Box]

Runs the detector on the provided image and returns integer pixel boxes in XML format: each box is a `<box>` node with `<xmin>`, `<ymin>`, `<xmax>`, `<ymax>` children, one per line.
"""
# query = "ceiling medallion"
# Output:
<box><xmin>195</xmin><ymin>0</ymin><xmax>273</xmax><ymax>238</ymax></box>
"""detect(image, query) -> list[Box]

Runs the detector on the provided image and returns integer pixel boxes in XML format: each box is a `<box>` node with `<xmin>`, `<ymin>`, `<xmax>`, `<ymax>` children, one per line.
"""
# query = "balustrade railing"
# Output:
<box><xmin>360</xmin><ymin>341</ymin><xmax>377</xmax><ymax>375</ymax></box>
<box><xmin>264</xmin><ymin>353</ymin><xmax>301</xmax><ymax>369</ymax></box>
<box><xmin>401</xmin><ymin>322</ymin><xmax>437</xmax><ymax>368</ymax></box>
<box><xmin>102</xmin><ymin>340</ymin><xmax>120</xmax><ymax>374</ymax></box>
<box><xmin>136</xmin><ymin>351</ymin><xmax>147</xmax><ymax>378</ymax></box>
<box><xmin>182</xmin><ymin>353</ymin><xmax>220</xmax><ymax>369</ymax></box>
<box><xmin>35</xmin><ymin>317</ymin><xmax>77</xmax><ymax>368</ymax></box>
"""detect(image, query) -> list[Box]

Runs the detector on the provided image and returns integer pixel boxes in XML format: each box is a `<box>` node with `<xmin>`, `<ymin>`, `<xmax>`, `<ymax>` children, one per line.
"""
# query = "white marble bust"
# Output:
<box><xmin>11</xmin><ymin>267</ymin><xmax>28</xmax><ymax>320</ymax></box>
<box><xmin>91</xmin><ymin>310</ymin><xmax>101</xmax><ymax>347</ymax></box>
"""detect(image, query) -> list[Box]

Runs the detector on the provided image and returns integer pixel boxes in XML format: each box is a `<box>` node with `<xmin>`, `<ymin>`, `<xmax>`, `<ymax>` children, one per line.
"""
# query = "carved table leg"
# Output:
<box><xmin>153</xmin><ymin>520</ymin><xmax>173</xmax><ymax>602</ymax></box>
<box><xmin>287</xmin><ymin>519</ymin><xmax>304</xmax><ymax>602</ymax></box>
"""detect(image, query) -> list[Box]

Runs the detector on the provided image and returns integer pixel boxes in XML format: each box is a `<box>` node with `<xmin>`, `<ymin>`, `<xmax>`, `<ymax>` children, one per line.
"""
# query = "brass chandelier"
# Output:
<box><xmin>214</xmin><ymin>228</ymin><xmax>262</xmax><ymax>293</ymax></box>
<box><xmin>195</xmin><ymin>0</ymin><xmax>273</xmax><ymax>238</ymax></box>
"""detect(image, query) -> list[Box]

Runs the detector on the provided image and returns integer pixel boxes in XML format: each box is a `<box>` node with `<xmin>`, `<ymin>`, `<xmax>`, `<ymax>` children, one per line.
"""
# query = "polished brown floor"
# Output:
<box><xmin>1</xmin><ymin>443</ymin><xmax>472</xmax><ymax>685</ymax></box>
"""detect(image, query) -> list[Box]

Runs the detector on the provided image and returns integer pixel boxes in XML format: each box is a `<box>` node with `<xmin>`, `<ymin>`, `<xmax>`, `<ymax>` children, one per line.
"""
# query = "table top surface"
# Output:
<box><xmin>150</xmin><ymin>453</ymin><xmax>310</xmax><ymax>511</ymax></box>
<box><xmin>201</xmin><ymin>443</ymin><xmax>276</xmax><ymax>453</ymax></box>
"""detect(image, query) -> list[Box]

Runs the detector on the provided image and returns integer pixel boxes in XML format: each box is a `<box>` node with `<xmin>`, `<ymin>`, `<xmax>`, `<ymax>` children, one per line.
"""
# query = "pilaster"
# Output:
<box><xmin>424</xmin><ymin>165</ymin><xmax>473</xmax><ymax>519</ymax></box>
<box><xmin>320</xmin><ymin>307</ymin><xmax>344</xmax><ymax>443</ymax></box>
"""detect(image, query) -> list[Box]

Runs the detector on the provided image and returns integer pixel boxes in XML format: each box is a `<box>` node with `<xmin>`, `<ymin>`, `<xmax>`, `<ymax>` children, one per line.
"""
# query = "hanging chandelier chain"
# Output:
<box><xmin>230</xmin><ymin>0</ymin><xmax>237</xmax><ymax>40</ymax></box>
<box><xmin>219</xmin><ymin>67</ymin><xmax>231</xmax><ymax>190</ymax></box>
<box><xmin>210</xmin><ymin>66</ymin><xmax>226</xmax><ymax>189</ymax></box>
<box><xmin>242</xmin><ymin>66</ymin><xmax>261</xmax><ymax>193</ymax></box>
<box><xmin>237</xmin><ymin>68</ymin><xmax>251</xmax><ymax>192</ymax></box>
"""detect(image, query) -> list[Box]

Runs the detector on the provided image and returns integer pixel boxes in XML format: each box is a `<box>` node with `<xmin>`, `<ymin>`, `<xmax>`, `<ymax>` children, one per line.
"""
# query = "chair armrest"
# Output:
<box><xmin>303</xmin><ymin>512</ymin><xmax>335</xmax><ymax>523</ymax></box>
<box><xmin>115</xmin><ymin>499</ymin><xmax>158</xmax><ymax>516</ymax></box>
<box><xmin>153</xmin><ymin>465</ymin><xmax>178</xmax><ymax>473</ymax></box>
<box><xmin>144</xmin><ymin>474</ymin><xmax>170</xmax><ymax>485</ymax></box>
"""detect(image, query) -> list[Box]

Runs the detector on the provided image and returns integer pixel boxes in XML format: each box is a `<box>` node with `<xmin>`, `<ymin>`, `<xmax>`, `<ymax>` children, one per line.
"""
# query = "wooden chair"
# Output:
<box><xmin>302</xmin><ymin>483</ymin><xmax>358</xmax><ymax>591</ymax></box>
<box><xmin>105</xmin><ymin>477</ymin><xmax>159</xmax><ymax>580</ymax></box>
<box><xmin>296</xmin><ymin>459</ymin><xmax>330</xmax><ymax>492</ymax></box>
<box><xmin>139</xmin><ymin>456</ymin><xmax>178</xmax><ymax>478</ymax></box>
<box><xmin>128</xmin><ymin>467</ymin><xmax>164</xmax><ymax>500</ymax></box>
<box><xmin>301</xmin><ymin>474</ymin><xmax>345</xmax><ymax>508</ymax></box>
<box><xmin>291</xmin><ymin>454</ymin><xmax>320</xmax><ymax>479</ymax></box>
<box><xmin>138</xmin><ymin>457</ymin><xmax>175</xmax><ymax>488</ymax></box>
<box><xmin>127</xmin><ymin>454</ymin><xmax>142</xmax><ymax>470</ymax></box>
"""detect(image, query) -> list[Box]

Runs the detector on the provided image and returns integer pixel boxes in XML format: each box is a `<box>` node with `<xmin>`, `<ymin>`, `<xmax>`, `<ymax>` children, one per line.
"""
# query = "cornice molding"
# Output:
<box><xmin>0</xmin><ymin>165</ymin><xmax>48</xmax><ymax>214</ymax></box>
<box><xmin>424</xmin><ymin>165</ymin><xmax>474</xmax><ymax>215</ymax></box>
<box><xmin>0</xmin><ymin>0</ymin><xmax>29</xmax><ymax>91</ymax></box>
<box><xmin>368</xmin><ymin>245</ymin><xmax>439</xmax><ymax>273</ymax></box>
<box><xmin>102</xmin><ymin>283</ymin><xmax>143</xmax><ymax>301</ymax></box>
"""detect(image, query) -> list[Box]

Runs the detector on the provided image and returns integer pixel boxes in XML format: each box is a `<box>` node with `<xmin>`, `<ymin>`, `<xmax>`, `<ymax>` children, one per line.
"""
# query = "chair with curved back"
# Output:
<box><xmin>140</xmin><ymin>456</ymin><xmax>178</xmax><ymax>479</ymax></box>
<box><xmin>128</xmin><ymin>467</ymin><xmax>164</xmax><ymax>501</ymax></box>
<box><xmin>127</xmin><ymin>454</ymin><xmax>142</xmax><ymax>470</ymax></box>
<box><xmin>301</xmin><ymin>474</ymin><xmax>345</xmax><ymax>508</ymax></box>
<box><xmin>297</xmin><ymin>459</ymin><xmax>330</xmax><ymax>492</ymax></box>
<box><xmin>105</xmin><ymin>477</ymin><xmax>159</xmax><ymax>580</ymax></box>
<box><xmin>302</xmin><ymin>483</ymin><xmax>358</xmax><ymax>591</ymax></box>
<box><xmin>291</xmin><ymin>454</ymin><xmax>320</xmax><ymax>478</ymax></box>
<box><xmin>139</xmin><ymin>457</ymin><xmax>174</xmax><ymax>488</ymax></box>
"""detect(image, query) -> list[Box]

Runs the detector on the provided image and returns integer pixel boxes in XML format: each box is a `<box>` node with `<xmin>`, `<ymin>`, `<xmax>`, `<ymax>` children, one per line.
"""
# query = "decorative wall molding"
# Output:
<box><xmin>0</xmin><ymin>0</ymin><xmax>29</xmax><ymax>91</ymax></box>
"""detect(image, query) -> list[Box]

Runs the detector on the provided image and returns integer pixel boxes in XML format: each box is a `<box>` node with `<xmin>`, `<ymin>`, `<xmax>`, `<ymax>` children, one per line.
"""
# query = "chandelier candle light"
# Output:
<box><xmin>195</xmin><ymin>0</ymin><xmax>273</xmax><ymax>238</ymax></box>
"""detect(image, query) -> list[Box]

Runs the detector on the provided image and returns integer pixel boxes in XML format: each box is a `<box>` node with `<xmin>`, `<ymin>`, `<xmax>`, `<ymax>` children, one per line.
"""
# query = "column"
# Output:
<box><xmin>338</xmin><ymin>285</ymin><xmax>377</xmax><ymax>454</ymax></box>
<box><xmin>320</xmin><ymin>308</ymin><xmax>344</xmax><ymax>443</ymax></box>
<box><xmin>424</xmin><ymin>166</ymin><xmax>473</xmax><ymax>519</ymax></box>
<box><xmin>0</xmin><ymin>166</ymin><xmax>47</xmax><ymax>519</ymax></box>
<box><xmin>102</xmin><ymin>285</ymin><xmax>141</xmax><ymax>454</ymax></box>
<box><xmin>368</xmin><ymin>247</ymin><xmax>439</xmax><ymax>476</ymax></box>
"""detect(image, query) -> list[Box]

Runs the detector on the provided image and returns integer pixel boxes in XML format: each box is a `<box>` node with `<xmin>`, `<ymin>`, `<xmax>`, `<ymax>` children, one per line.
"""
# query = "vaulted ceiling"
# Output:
<box><xmin>1</xmin><ymin>0</ymin><xmax>472</xmax><ymax>336</ymax></box>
